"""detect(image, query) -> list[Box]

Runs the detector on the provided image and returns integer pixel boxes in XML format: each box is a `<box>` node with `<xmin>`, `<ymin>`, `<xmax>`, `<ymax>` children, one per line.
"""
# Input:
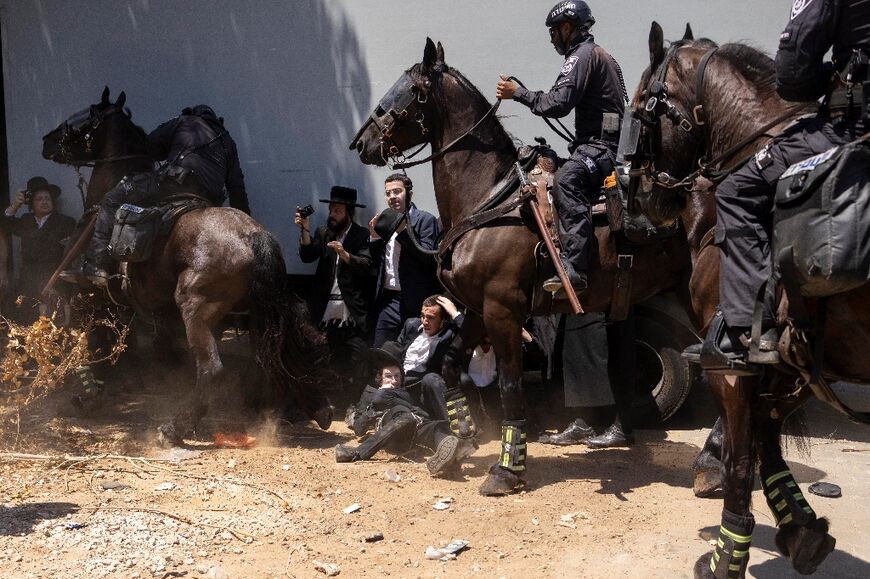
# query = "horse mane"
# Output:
<box><xmin>715</xmin><ymin>43</ymin><xmax>777</xmax><ymax>96</ymax></box>
<box><xmin>445</xmin><ymin>66</ymin><xmax>518</xmax><ymax>155</ymax></box>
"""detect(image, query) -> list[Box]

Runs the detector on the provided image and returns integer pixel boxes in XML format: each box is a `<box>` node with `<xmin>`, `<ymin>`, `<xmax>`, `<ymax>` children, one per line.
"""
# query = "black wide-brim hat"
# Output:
<box><xmin>26</xmin><ymin>176</ymin><xmax>61</xmax><ymax>199</ymax></box>
<box><xmin>369</xmin><ymin>340</ymin><xmax>404</xmax><ymax>371</ymax></box>
<box><xmin>320</xmin><ymin>185</ymin><xmax>366</xmax><ymax>208</ymax></box>
<box><xmin>373</xmin><ymin>207</ymin><xmax>406</xmax><ymax>240</ymax></box>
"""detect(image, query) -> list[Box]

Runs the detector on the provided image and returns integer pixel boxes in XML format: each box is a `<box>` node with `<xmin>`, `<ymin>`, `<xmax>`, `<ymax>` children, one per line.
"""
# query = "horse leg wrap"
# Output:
<box><xmin>761</xmin><ymin>460</ymin><xmax>816</xmax><ymax>527</ymax></box>
<box><xmin>446</xmin><ymin>388</ymin><xmax>476</xmax><ymax>438</ymax></box>
<box><xmin>709</xmin><ymin>509</ymin><xmax>754</xmax><ymax>578</ymax></box>
<box><xmin>498</xmin><ymin>420</ymin><xmax>527</xmax><ymax>473</ymax></box>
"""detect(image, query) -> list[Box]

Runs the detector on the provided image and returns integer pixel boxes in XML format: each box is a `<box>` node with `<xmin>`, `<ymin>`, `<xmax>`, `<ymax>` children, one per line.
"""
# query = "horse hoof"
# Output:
<box><xmin>70</xmin><ymin>390</ymin><xmax>103</xmax><ymax>417</ymax></box>
<box><xmin>693</xmin><ymin>551</ymin><xmax>715</xmax><ymax>579</ymax></box>
<box><xmin>156</xmin><ymin>423</ymin><xmax>184</xmax><ymax>448</ymax></box>
<box><xmin>775</xmin><ymin>518</ymin><xmax>836</xmax><ymax>575</ymax></box>
<box><xmin>478</xmin><ymin>466</ymin><xmax>526</xmax><ymax>496</ymax></box>
<box><xmin>693</xmin><ymin>468</ymin><xmax>722</xmax><ymax>498</ymax></box>
<box><xmin>312</xmin><ymin>404</ymin><xmax>334</xmax><ymax>431</ymax></box>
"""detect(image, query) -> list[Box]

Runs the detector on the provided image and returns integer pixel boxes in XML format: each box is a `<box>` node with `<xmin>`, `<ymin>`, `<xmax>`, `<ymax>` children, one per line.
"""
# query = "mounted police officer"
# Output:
<box><xmin>696</xmin><ymin>0</ymin><xmax>869</xmax><ymax>373</ymax></box>
<box><xmin>495</xmin><ymin>0</ymin><xmax>626</xmax><ymax>295</ymax></box>
<box><xmin>67</xmin><ymin>104</ymin><xmax>251</xmax><ymax>286</ymax></box>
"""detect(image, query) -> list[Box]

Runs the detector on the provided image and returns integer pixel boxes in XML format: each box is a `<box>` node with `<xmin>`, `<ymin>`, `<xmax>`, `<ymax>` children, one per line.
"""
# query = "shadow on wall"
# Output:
<box><xmin>2</xmin><ymin>0</ymin><xmax>371</xmax><ymax>270</ymax></box>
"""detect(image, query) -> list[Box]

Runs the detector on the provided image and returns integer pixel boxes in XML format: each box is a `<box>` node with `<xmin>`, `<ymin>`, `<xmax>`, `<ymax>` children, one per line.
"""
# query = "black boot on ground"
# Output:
<box><xmin>427</xmin><ymin>433</ymin><xmax>461</xmax><ymax>477</ymax></box>
<box><xmin>538</xmin><ymin>417</ymin><xmax>595</xmax><ymax>445</ymax></box>
<box><xmin>584</xmin><ymin>420</ymin><xmax>634</xmax><ymax>449</ymax></box>
<box><xmin>334</xmin><ymin>444</ymin><xmax>360</xmax><ymax>463</ymax></box>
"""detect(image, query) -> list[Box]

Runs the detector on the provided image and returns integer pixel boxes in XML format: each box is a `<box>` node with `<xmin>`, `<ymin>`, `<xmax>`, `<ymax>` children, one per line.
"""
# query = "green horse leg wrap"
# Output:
<box><xmin>709</xmin><ymin>509</ymin><xmax>754</xmax><ymax>579</ymax></box>
<box><xmin>760</xmin><ymin>460</ymin><xmax>816</xmax><ymax>527</ymax></box>
<box><xmin>446</xmin><ymin>388</ymin><xmax>476</xmax><ymax>438</ymax></box>
<box><xmin>498</xmin><ymin>420</ymin><xmax>526</xmax><ymax>472</ymax></box>
<box><xmin>76</xmin><ymin>365</ymin><xmax>103</xmax><ymax>394</ymax></box>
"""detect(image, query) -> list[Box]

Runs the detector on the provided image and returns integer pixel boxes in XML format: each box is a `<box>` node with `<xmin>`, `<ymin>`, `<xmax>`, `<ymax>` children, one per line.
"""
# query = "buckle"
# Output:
<box><xmin>678</xmin><ymin>117</ymin><xmax>694</xmax><ymax>133</ymax></box>
<box><xmin>692</xmin><ymin>104</ymin><xmax>706</xmax><ymax>125</ymax></box>
<box><xmin>645</xmin><ymin>97</ymin><xmax>658</xmax><ymax>112</ymax></box>
<box><xmin>617</xmin><ymin>254</ymin><xmax>634</xmax><ymax>269</ymax></box>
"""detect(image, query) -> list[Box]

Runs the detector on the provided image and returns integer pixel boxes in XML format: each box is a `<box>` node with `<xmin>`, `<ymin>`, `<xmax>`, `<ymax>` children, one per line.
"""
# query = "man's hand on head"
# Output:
<box><xmin>436</xmin><ymin>295</ymin><xmax>460</xmax><ymax>319</ymax></box>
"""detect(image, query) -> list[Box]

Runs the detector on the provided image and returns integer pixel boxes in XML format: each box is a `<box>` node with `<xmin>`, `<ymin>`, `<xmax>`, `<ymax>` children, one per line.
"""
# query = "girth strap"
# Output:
<box><xmin>438</xmin><ymin>192</ymin><xmax>532</xmax><ymax>262</ymax></box>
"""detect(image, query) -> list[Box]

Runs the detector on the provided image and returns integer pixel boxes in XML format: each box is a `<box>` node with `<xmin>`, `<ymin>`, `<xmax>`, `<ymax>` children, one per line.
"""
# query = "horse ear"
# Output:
<box><xmin>649</xmin><ymin>21</ymin><xmax>665</xmax><ymax>68</ymax></box>
<box><xmin>682</xmin><ymin>23</ymin><xmax>694</xmax><ymax>41</ymax></box>
<box><xmin>435</xmin><ymin>41</ymin><xmax>445</xmax><ymax>65</ymax></box>
<box><xmin>101</xmin><ymin>86</ymin><xmax>110</xmax><ymax>106</ymax></box>
<box><xmin>116</xmin><ymin>91</ymin><xmax>126</xmax><ymax>109</ymax></box>
<box><xmin>422</xmin><ymin>37</ymin><xmax>437</xmax><ymax>71</ymax></box>
<box><xmin>124</xmin><ymin>107</ymin><xmax>132</xmax><ymax>119</ymax></box>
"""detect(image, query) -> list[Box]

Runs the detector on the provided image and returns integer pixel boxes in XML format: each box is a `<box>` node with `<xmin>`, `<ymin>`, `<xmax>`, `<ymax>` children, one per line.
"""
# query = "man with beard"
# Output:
<box><xmin>297</xmin><ymin>186</ymin><xmax>375</xmax><ymax>401</ymax></box>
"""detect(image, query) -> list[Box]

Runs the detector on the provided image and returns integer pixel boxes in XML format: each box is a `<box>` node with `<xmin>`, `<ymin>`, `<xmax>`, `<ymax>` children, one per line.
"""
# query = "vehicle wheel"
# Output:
<box><xmin>631</xmin><ymin>320</ymin><xmax>694</xmax><ymax>427</ymax></box>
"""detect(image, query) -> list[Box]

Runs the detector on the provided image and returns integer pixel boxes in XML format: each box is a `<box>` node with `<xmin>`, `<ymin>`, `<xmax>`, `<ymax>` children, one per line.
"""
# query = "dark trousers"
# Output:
<box><xmin>715</xmin><ymin>116</ymin><xmax>863</xmax><ymax>327</ymax></box>
<box><xmin>375</xmin><ymin>373</ymin><xmax>450</xmax><ymax>423</ymax></box>
<box><xmin>552</xmin><ymin>144</ymin><xmax>613</xmax><ymax>273</ymax></box>
<box><xmin>373</xmin><ymin>290</ymin><xmax>404</xmax><ymax>347</ymax></box>
<box><xmin>324</xmin><ymin>323</ymin><xmax>369</xmax><ymax>401</ymax></box>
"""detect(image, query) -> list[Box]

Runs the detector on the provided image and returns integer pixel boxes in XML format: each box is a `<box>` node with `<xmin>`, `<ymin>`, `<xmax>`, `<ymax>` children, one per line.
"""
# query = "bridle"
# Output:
<box><xmin>52</xmin><ymin>104</ymin><xmax>151</xmax><ymax>168</ymax></box>
<box><xmin>350</xmin><ymin>67</ymin><xmax>501</xmax><ymax>170</ymax></box>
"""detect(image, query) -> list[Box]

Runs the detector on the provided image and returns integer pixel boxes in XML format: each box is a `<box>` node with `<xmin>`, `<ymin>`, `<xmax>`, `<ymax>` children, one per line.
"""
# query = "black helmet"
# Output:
<box><xmin>545</xmin><ymin>1</ymin><xmax>595</xmax><ymax>29</ymax></box>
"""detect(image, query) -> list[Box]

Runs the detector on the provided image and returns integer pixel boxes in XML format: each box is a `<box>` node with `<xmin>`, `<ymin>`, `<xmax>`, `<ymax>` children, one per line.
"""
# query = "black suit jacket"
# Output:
<box><xmin>299</xmin><ymin>222</ymin><xmax>374</xmax><ymax>331</ymax></box>
<box><xmin>395</xmin><ymin>312</ymin><xmax>464</xmax><ymax>379</ymax></box>
<box><xmin>371</xmin><ymin>203</ymin><xmax>442</xmax><ymax>316</ymax></box>
<box><xmin>3</xmin><ymin>211</ymin><xmax>75</xmax><ymax>269</ymax></box>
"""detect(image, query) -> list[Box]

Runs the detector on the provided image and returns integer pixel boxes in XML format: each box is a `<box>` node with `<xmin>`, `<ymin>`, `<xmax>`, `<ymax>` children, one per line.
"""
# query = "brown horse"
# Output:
<box><xmin>627</xmin><ymin>23</ymin><xmax>868</xmax><ymax>577</ymax></box>
<box><xmin>350</xmin><ymin>39</ymin><xmax>699</xmax><ymax>495</ymax></box>
<box><xmin>42</xmin><ymin>88</ymin><xmax>330</xmax><ymax>444</ymax></box>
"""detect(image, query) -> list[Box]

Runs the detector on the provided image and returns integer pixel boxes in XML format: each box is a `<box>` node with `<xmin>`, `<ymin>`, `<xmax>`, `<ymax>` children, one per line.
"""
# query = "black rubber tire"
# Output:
<box><xmin>631</xmin><ymin>320</ymin><xmax>694</xmax><ymax>427</ymax></box>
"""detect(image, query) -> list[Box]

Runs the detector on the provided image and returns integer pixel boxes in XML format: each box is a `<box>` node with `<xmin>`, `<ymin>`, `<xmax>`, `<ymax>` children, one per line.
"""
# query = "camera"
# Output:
<box><xmin>298</xmin><ymin>204</ymin><xmax>314</xmax><ymax>219</ymax></box>
<box><xmin>24</xmin><ymin>191</ymin><xmax>33</xmax><ymax>204</ymax></box>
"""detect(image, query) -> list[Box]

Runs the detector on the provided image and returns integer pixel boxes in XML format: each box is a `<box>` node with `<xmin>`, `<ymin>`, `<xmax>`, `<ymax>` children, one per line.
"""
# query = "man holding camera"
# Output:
<box><xmin>3</xmin><ymin>176</ymin><xmax>75</xmax><ymax>320</ymax></box>
<box><xmin>296</xmin><ymin>186</ymin><xmax>375</xmax><ymax>400</ymax></box>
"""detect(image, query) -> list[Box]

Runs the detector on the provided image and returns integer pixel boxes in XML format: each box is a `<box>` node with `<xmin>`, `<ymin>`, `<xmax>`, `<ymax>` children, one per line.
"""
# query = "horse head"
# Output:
<box><xmin>350</xmin><ymin>38</ymin><xmax>447</xmax><ymax>166</ymax></box>
<box><xmin>622</xmin><ymin>22</ymin><xmax>716</xmax><ymax>226</ymax></box>
<box><xmin>42</xmin><ymin>86</ymin><xmax>133</xmax><ymax>166</ymax></box>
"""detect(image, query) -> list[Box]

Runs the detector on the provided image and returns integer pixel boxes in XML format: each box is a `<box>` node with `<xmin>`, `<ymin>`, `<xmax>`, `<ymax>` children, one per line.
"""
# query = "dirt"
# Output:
<box><xmin>1</xmin><ymin>369</ymin><xmax>869</xmax><ymax>579</ymax></box>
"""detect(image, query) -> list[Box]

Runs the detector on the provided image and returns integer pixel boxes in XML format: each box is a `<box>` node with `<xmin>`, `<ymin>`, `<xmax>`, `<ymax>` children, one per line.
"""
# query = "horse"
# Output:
<box><xmin>626</xmin><ymin>22</ymin><xmax>868</xmax><ymax>577</ymax></box>
<box><xmin>350</xmin><ymin>39</ymin><xmax>700</xmax><ymax>496</ymax></box>
<box><xmin>42</xmin><ymin>87</ymin><xmax>331</xmax><ymax>444</ymax></box>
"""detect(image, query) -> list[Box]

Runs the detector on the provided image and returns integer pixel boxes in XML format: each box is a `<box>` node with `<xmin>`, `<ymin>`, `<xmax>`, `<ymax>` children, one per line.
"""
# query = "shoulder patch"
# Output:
<box><xmin>561</xmin><ymin>55</ymin><xmax>579</xmax><ymax>75</ymax></box>
<box><xmin>790</xmin><ymin>0</ymin><xmax>814</xmax><ymax>20</ymax></box>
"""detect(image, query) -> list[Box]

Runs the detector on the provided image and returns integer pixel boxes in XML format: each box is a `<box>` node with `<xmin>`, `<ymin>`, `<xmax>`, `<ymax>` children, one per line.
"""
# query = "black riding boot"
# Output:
<box><xmin>425</xmin><ymin>427</ymin><xmax>464</xmax><ymax>477</ymax></box>
<box><xmin>684</xmin><ymin>308</ymin><xmax>779</xmax><ymax>375</ymax></box>
<box><xmin>334</xmin><ymin>413</ymin><xmax>416</xmax><ymax>462</ymax></box>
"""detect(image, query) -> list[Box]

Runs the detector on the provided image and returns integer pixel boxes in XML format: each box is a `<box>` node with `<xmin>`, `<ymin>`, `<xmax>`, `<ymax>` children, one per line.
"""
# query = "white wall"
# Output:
<box><xmin>2</xmin><ymin>0</ymin><xmax>793</xmax><ymax>272</ymax></box>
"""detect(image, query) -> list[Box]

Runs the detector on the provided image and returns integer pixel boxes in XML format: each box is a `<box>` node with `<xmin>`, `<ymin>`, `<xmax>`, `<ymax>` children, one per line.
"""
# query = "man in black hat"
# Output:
<box><xmin>3</xmin><ymin>177</ymin><xmax>75</xmax><ymax>320</ymax></box>
<box><xmin>368</xmin><ymin>173</ymin><xmax>441</xmax><ymax>347</ymax></box>
<box><xmin>337</xmin><ymin>341</ymin><xmax>470</xmax><ymax>477</ymax></box>
<box><xmin>296</xmin><ymin>186</ymin><xmax>375</xmax><ymax>400</ymax></box>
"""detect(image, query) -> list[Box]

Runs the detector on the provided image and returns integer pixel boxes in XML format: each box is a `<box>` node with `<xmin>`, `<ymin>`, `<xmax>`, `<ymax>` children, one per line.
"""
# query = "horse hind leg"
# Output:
<box><xmin>157</xmin><ymin>290</ymin><xmax>227</xmax><ymax>447</ymax></box>
<box><xmin>693</xmin><ymin>415</ymin><xmax>724</xmax><ymax>498</ymax></box>
<box><xmin>755</xmin><ymin>395</ymin><xmax>835</xmax><ymax>575</ymax></box>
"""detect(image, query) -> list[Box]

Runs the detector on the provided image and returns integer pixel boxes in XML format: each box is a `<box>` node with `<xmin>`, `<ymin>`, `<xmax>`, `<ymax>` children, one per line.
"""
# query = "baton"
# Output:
<box><xmin>41</xmin><ymin>211</ymin><xmax>98</xmax><ymax>297</ymax></box>
<box><xmin>515</xmin><ymin>162</ymin><xmax>583</xmax><ymax>314</ymax></box>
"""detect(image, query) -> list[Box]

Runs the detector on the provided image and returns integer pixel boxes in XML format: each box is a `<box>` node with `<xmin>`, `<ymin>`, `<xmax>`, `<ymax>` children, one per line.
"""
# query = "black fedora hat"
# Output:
<box><xmin>373</xmin><ymin>207</ymin><xmax>406</xmax><ymax>240</ymax></box>
<box><xmin>26</xmin><ymin>176</ymin><xmax>61</xmax><ymax>199</ymax></box>
<box><xmin>320</xmin><ymin>185</ymin><xmax>366</xmax><ymax>208</ymax></box>
<box><xmin>369</xmin><ymin>340</ymin><xmax>405</xmax><ymax>371</ymax></box>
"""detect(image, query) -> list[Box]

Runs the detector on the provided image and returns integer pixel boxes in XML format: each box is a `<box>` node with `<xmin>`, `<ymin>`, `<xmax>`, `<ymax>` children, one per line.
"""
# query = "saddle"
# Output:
<box><xmin>109</xmin><ymin>193</ymin><xmax>211</xmax><ymax>263</ymax></box>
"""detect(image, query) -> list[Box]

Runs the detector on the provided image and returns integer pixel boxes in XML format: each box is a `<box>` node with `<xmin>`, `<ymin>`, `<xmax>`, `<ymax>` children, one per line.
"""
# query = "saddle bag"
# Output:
<box><xmin>773</xmin><ymin>137</ymin><xmax>870</xmax><ymax>297</ymax></box>
<box><xmin>604</xmin><ymin>170</ymin><xmax>679</xmax><ymax>244</ymax></box>
<box><xmin>109</xmin><ymin>203</ymin><xmax>163</xmax><ymax>262</ymax></box>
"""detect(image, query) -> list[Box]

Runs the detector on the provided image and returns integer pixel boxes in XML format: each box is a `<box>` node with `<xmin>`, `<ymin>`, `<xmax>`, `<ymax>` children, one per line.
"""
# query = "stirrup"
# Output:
<box><xmin>699</xmin><ymin>309</ymin><xmax>761</xmax><ymax>376</ymax></box>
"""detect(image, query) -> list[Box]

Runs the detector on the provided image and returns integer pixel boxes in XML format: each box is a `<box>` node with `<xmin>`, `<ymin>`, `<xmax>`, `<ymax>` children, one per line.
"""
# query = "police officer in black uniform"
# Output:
<box><xmin>72</xmin><ymin>104</ymin><xmax>251</xmax><ymax>286</ymax></box>
<box><xmin>697</xmin><ymin>0</ymin><xmax>869</xmax><ymax>373</ymax></box>
<box><xmin>496</xmin><ymin>0</ymin><xmax>626</xmax><ymax>294</ymax></box>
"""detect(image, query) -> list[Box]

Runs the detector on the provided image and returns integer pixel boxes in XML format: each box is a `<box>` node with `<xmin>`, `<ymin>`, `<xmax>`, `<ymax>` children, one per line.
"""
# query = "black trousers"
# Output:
<box><xmin>552</xmin><ymin>143</ymin><xmax>614</xmax><ymax>273</ymax></box>
<box><xmin>324</xmin><ymin>323</ymin><xmax>369</xmax><ymax>401</ymax></box>
<box><xmin>715</xmin><ymin>115</ymin><xmax>864</xmax><ymax>327</ymax></box>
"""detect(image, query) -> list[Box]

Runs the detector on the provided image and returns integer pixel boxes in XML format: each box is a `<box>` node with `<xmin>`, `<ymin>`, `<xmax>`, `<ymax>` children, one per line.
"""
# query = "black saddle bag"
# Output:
<box><xmin>109</xmin><ymin>203</ymin><xmax>163</xmax><ymax>262</ymax></box>
<box><xmin>604</xmin><ymin>171</ymin><xmax>679</xmax><ymax>244</ymax></box>
<box><xmin>773</xmin><ymin>137</ymin><xmax>870</xmax><ymax>297</ymax></box>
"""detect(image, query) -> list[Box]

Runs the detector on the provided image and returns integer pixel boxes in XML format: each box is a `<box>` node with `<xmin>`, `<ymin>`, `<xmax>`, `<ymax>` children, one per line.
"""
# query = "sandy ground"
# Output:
<box><xmin>1</xmin><ymin>361</ymin><xmax>869</xmax><ymax>579</ymax></box>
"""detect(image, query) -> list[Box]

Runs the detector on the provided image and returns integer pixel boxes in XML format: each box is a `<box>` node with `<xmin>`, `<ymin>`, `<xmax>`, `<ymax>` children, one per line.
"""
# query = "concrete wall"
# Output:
<box><xmin>2</xmin><ymin>0</ymin><xmax>792</xmax><ymax>272</ymax></box>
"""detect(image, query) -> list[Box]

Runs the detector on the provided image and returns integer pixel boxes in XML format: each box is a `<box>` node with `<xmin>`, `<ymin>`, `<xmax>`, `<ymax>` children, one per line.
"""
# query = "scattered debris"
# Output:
<box><xmin>99</xmin><ymin>480</ymin><xmax>129</xmax><ymax>491</ymax></box>
<box><xmin>282</xmin><ymin>464</ymin><xmax>290</xmax><ymax>471</ymax></box>
<box><xmin>365</xmin><ymin>532</ymin><xmax>384</xmax><ymax>543</ymax></box>
<box><xmin>808</xmin><ymin>482</ymin><xmax>842</xmax><ymax>498</ymax></box>
<box><xmin>343</xmin><ymin>503</ymin><xmax>361</xmax><ymax>514</ymax></box>
<box><xmin>64</xmin><ymin>522</ymin><xmax>86</xmax><ymax>530</ymax></box>
<box><xmin>425</xmin><ymin>539</ymin><xmax>469</xmax><ymax>561</ymax></box>
<box><xmin>206</xmin><ymin>566</ymin><xmax>229</xmax><ymax>579</ymax></box>
<box><xmin>153</xmin><ymin>482</ymin><xmax>176</xmax><ymax>491</ymax></box>
<box><xmin>313</xmin><ymin>560</ymin><xmax>341</xmax><ymax>576</ymax></box>
<box><xmin>433</xmin><ymin>497</ymin><xmax>454</xmax><ymax>510</ymax></box>
<box><xmin>214</xmin><ymin>432</ymin><xmax>256</xmax><ymax>449</ymax></box>
<box><xmin>383</xmin><ymin>469</ymin><xmax>401</xmax><ymax>482</ymax></box>
<box><xmin>154</xmin><ymin>448</ymin><xmax>203</xmax><ymax>462</ymax></box>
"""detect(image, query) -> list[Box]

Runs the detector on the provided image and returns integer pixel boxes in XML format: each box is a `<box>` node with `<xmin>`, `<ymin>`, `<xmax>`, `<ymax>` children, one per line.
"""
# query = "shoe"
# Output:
<box><xmin>697</xmin><ymin>309</ymin><xmax>779</xmax><ymax>375</ymax></box>
<box><xmin>455</xmin><ymin>437</ymin><xmax>479</xmax><ymax>461</ymax></box>
<box><xmin>542</xmin><ymin>271</ymin><xmax>588</xmax><ymax>294</ymax></box>
<box><xmin>538</xmin><ymin>418</ymin><xmax>595</xmax><ymax>446</ymax></box>
<box><xmin>427</xmin><ymin>435</ymin><xmax>461</xmax><ymax>477</ymax></box>
<box><xmin>583</xmin><ymin>423</ymin><xmax>634</xmax><ymax>448</ymax></box>
<box><xmin>334</xmin><ymin>444</ymin><xmax>359</xmax><ymax>463</ymax></box>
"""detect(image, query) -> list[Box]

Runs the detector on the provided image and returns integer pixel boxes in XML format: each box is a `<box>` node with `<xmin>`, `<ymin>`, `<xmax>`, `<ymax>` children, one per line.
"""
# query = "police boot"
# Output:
<box><xmin>445</xmin><ymin>388</ymin><xmax>477</xmax><ymax>439</ymax></box>
<box><xmin>542</xmin><ymin>260</ymin><xmax>587</xmax><ymax>295</ymax></box>
<box><xmin>538</xmin><ymin>417</ymin><xmax>595</xmax><ymax>445</ymax></box>
<box><xmin>685</xmin><ymin>308</ymin><xmax>779</xmax><ymax>375</ymax></box>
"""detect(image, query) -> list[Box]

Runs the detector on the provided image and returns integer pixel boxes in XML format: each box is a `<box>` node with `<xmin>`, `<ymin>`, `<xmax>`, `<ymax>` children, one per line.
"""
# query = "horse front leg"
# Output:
<box><xmin>157</xmin><ymin>285</ymin><xmax>226</xmax><ymax>447</ymax></box>
<box><xmin>755</xmin><ymin>389</ymin><xmax>835</xmax><ymax>575</ymax></box>
<box><xmin>478</xmin><ymin>303</ymin><xmax>526</xmax><ymax>496</ymax></box>
<box><xmin>695</xmin><ymin>375</ymin><xmax>758</xmax><ymax>579</ymax></box>
<box><xmin>442</xmin><ymin>310</ymin><xmax>485</xmax><ymax>439</ymax></box>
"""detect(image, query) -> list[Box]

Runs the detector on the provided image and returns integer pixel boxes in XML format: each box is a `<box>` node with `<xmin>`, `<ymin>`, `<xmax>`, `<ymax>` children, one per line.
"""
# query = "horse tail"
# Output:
<box><xmin>782</xmin><ymin>406</ymin><xmax>811</xmax><ymax>458</ymax></box>
<box><xmin>247</xmin><ymin>231</ymin><xmax>328</xmax><ymax>413</ymax></box>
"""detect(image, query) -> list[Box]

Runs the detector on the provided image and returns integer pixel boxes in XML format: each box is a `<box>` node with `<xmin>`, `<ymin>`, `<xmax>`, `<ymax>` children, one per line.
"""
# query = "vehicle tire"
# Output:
<box><xmin>631</xmin><ymin>319</ymin><xmax>694</xmax><ymax>427</ymax></box>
